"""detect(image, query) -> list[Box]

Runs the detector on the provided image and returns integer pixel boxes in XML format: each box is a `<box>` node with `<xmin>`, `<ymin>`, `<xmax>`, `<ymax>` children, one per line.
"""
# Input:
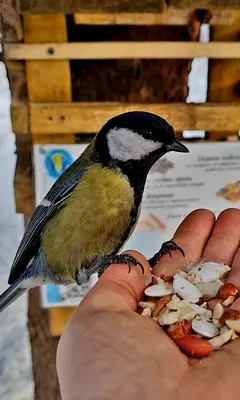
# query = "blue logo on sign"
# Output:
<box><xmin>44</xmin><ymin>149</ymin><xmax>73</xmax><ymax>179</ymax></box>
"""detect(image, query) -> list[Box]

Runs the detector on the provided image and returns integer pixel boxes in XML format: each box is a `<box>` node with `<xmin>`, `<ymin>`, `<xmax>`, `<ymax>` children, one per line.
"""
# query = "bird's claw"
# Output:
<box><xmin>163</xmin><ymin>240</ymin><xmax>185</xmax><ymax>258</ymax></box>
<box><xmin>97</xmin><ymin>253</ymin><xmax>145</xmax><ymax>278</ymax></box>
<box><xmin>148</xmin><ymin>240</ymin><xmax>185</xmax><ymax>268</ymax></box>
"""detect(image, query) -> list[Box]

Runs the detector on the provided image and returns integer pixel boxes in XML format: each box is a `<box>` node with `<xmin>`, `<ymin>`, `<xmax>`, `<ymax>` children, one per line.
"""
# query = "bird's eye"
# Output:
<box><xmin>143</xmin><ymin>129</ymin><xmax>153</xmax><ymax>138</ymax></box>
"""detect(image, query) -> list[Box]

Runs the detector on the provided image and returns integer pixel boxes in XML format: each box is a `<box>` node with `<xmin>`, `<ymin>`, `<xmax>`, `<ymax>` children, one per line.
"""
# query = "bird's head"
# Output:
<box><xmin>96</xmin><ymin>111</ymin><xmax>188</xmax><ymax>167</ymax></box>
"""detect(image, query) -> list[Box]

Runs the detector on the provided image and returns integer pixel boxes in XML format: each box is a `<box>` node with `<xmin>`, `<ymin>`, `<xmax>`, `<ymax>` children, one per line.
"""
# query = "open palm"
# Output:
<box><xmin>57</xmin><ymin>209</ymin><xmax>240</xmax><ymax>400</ymax></box>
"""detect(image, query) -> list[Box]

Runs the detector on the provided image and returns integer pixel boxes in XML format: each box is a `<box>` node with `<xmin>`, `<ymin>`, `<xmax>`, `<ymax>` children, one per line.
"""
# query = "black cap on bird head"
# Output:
<box><xmin>96</xmin><ymin>111</ymin><xmax>189</xmax><ymax>165</ymax></box>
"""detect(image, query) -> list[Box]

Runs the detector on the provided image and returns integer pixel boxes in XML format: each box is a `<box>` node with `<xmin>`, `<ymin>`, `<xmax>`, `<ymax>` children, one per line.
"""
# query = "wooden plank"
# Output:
<box><xmin>11</xmin><ymin>101</ymin><xmax>29</xmax><ymax>133</ymax></box>
<box><xmin>28</xmin><ymin>288</ymin><xmax>61</xmax><ymax>400</ymax></box>
<box><xmin>32</xmin><ymin>134</ymin><xmax>75</xmax><ymax>144</ymax></box>
<box><xmin>5</xmin><ymin>61</ymin><xmax>30</xmax><ymax>215</ymax></box>
<box><xmin>49</xmin><ymin>308</ymin><xmax>75</xmax><ymax>337</ymax></box>
<box><xmin>29</xmin><ymin>102</ymin><xmax>240</xmax><ymax>134</ymax></box>
<box><xmin>5</xmin><ymin>42</ymin><xmax>240</xmax><ymax>60</ymax></box>
<box><xmin>19</xmin><ymin>0</ymin><xmax>164</xmax><ymax>13</ymax></box>
<box><xmin>24</xmin><ymin>15</ymin><xmax>72</xmax><ymax>102</ymax></box>
<box><xmin>24</xmin><ymin>14</ymin><xmax>74</xmax><ymax>142</ymax></box>
<box><xmin>74</xmin><ymin>9</ymin><xmax>240</xmax><ymax>26</ymax></box>
<box><xmin>169</xmin><ymin>0</ymin><xmax>240</xmax><ymax>8</ymax></box>
<box><xmin>227</xmin><ymin>134</ymin><xmax>239</xmax><ymax>141</ymax></box>
<box><xmin>6</xmin><ymin>61</ymin><xmax>29</xmax><ymax>135</ymax></box>
<box><xmin>23</xmin><ymin>14</ymin><xmax>68</xmax><ymax>43</ymax></box>
<box><xmin>208</xmin><ymin>14</ymin><xmax>240</xmax><ymax>102</ymax></box>
<box><xmin>1</xmin><ymin>0</ymin><xmax>23</xmax><ymax>42</ymax></box>
<box><xmin>23</xmin><ymin>14</ymin><xmax>75</xmax><ymax>339</ymax></box>
<box><xmin>6</xmin><ymin>61</ymin><xmax>28</xmax><ymax>104</ymax></box>
<box><xmin>209</xmin><ymin>60</ymin><xmax>240</xmax><ymax>101</ymax></box>
<box><xmin>26</xmin><ymin>60</ymin><xmax>71</xmax><ymax>102</ymax></box>
<box><xmin>208</xmin><ymin>9</ymin><xmax>240</xmax><ymax>141</ymax></box>
<box><xmin>14</xmin><ymin>134</ymin><xmax>34</xmax><ymax>215</ymax></box>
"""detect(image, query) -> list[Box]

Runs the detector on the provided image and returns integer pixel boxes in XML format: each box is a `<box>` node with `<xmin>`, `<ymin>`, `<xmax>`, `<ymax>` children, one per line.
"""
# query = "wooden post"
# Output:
<box><xmin>208</xmin><ymin>13</ymin><xmax>240</xmax><ymax>141</ymax></box>
<box><xmin>23</xmin><ymin>14</ymin><xmax>75</xmax><ymax>144</ymax></box>
<box><xmin>2</xmin><ymin>1</ymin><xmax>33</xmax><ymax>215</ymax></box>
<box><xmin>1</xmin><ymin>0</ymin><xmax>23</xmax><ymax>43</ymax></box>
<box><xmin>19</xmin><ymin>0</ymin><xmax>164</xmax><ymax>13</ymax></box>
<box><xmin>20</xmin><ymin>15</ymin><xmax>76</xmax><ymax>400</ymax></box>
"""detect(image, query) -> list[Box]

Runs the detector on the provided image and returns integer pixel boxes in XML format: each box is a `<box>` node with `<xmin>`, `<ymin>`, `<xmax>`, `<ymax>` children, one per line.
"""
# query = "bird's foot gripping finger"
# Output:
<box><xmin>96</xmin><ymin>254</ymin><xmax>145</xmax><ymax>279</ymax></box>
<box><xmin>148</xmin><ymin>240</ymin><xmax>185</xmax><ymax>268</ymax></box>
<box><xmin>75</xmin><ymin>267</ymin><xmax>89</xmax><ymax>285</ymax></box>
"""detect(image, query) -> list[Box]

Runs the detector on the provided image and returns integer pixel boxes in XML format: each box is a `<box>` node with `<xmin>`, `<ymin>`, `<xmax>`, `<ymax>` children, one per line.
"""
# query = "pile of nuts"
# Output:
<box><xmin>137</xmin><ymin>261</ymin><xmax>240</xmax><ymax>358</ymax></box>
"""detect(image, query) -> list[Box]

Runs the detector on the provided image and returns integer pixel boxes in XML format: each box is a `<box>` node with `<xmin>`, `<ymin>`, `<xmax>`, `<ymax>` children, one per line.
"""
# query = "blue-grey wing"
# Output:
<box><xmin>8</xmin><ymin>180</ymin><xmax>79</xmax><ymax>284</ymax></box>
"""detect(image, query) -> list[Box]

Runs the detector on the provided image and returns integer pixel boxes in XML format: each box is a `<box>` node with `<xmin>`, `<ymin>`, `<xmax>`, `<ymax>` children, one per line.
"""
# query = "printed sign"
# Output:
<box><xmin>33</xmin><ymin>142</ymin><xmax>240</xmax><ymax>307</ymax></box>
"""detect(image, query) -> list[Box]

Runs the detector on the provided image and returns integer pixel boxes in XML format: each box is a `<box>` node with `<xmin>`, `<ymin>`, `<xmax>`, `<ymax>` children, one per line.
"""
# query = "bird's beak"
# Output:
<box><xmin>167</xmin><ymin>140</ymin><xmax>189</xmax><ymax>153</ymax></box>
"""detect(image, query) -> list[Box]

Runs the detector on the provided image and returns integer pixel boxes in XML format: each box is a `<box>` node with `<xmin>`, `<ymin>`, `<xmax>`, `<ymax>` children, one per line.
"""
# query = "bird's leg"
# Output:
<box><xmin>97</xmin><ymin>254</ymin><xmax>145</xmax><ymax>278</ymax></box>
<box><xmin>148</xmin><ymin>240</ymin><xmax>185</xmax><ymax>269</ymax></box>
<box><xmin>75</xmin><ymin>254</ymin><xmax>145</xmax><ymax>285</ymax></box>
<box><xmin>75</xmin><ymin>267</ymin><xmax>89</xmax><ymax>285</ymax></box>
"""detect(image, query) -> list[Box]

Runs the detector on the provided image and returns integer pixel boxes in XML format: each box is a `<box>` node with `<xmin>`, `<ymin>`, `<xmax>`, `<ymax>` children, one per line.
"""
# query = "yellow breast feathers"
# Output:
<box><xmin>42</xmin><ymin>164</ymin><xmax>135</xmax><ymax>279</ymax></box>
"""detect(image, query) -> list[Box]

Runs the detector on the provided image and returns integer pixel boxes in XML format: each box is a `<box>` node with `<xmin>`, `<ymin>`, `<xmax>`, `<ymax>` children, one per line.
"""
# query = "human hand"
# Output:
<box><xmin>57</xmin><ymin>208</ymin><xmax>240</xmax><ymax>400</ymax></box>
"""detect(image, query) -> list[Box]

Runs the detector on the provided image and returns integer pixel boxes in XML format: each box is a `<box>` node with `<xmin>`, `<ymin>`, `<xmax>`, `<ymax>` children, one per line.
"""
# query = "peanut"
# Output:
<box><xmin>220</xmin><ymin>309</ymin><xmax>240</xmax><ymax>325</ymax></box>
<box><xmin>178</xmin><ymin>335</ymin><xmax>213</xmax><ymax>358</ymax></box>
<box><xmin>152</xmin><ymin>295</ymin><xmax>172</xmax><ymax>318</ymax></box>
<box><xmin>225</xmin><ymin>319</ymin><xmax>240</xmax><ymax>333</ymax></box>
<box><xmin>219</xmin><ymin>283</ymin><xmax>238</xmax><ymax>300</ymax></box>
<box><xmin>167</xmin><ymin>320</ymin><xmax>192</xmax><ymax>343</ymax></box>
<box><xmin>222</xmin><ymin>295</ymin><xmax>235</xmax><ymax>307</ymax></box>
<box><xmin>182</xmin><ymin>320</ymin><xmax>192</xmax><ymax>334</ymax></box>
<box><xmin>167</xmin><ymin>322</ymin><xmax>185</xmax><ymax>343</ymax></box>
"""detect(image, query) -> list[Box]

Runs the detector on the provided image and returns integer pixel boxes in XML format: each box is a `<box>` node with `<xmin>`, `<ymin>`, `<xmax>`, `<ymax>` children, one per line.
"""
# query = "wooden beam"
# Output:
<box><xmin>26</xmin><ymin>60</ymin><xmax>72</xmax><ymax>102</ymax></box>
<box><xmin>208</xmin><ymin>15</ymin><xmax>240</xmax><ymax>102</ymax></box>
<box><xmin>6</xmin><ymin>61</ymin><xmax>28</xmax><ymax>104</ymax></box>
<box><xmin>28</xmin><ymin>288</ymin><xmax>61</xmax><ymax>399</ymax></box>
<box><xmin>169</xmin><ymin>0</ymin><xmax>240</xmax><ymax>8</ymax></box>
<box><xmin>5</xmin><ymin>65</ymin><xmax>30</xmax><ymax>217</ymax></box>
<box><xmin>49</xmin><ymin>308</ymin><xmax>75</xmax><ymax>337</ymax></box>
<box><xmin>23</xmin><ymin>14</ymin><xmax>68</xmax><ymax>43</ymax></box>
<box><xmin>6</xmin><ymin>61</ymin><xmax>29</xmax><ymax>134</ymax></box>
<box><xmin>32</xmin><ymin>134</ymin><xmax>75</xmax><ymax>144</ymax></box>
<box><xmin>74</xmin><ymin>9</ymin><xmax>240</xmax><ymax>26</ymax></box>
<box><xmin>14</xmin><ymin>134</ymin><xmax>34</xmax><ymax>215</ymax></box>
<box><xmin>19</xmin><ymin>0</ymin><xmax>164</xmax><ymax>13</ymax></box>
<box><xmin>208</xmin><ymin>8</ymin><xmax>240</xmax><ymax>141</ymax></box>
<box><xmin>1</xmin><ymin>0</ymin><xmax>23</xmax><ymax>42</ymax></box>
<box><xmin>11</xmin><ymin>101</ymin><xmax>29</xmax><ymax>133</ymax></box>
<box><xmin>5</xmin><ymin>42</ymin><xmax>240</xmax><ymax>61</ymax></box>
<box><xmin>24</xmin><ymin>14</ymin><xmax>75</xmax><ymax>143</ymax></box>
<box><xmin>24</xmin><ymin>15</ymin><xmax>72</xmax><ymax>102</ymax></box>
<box><xmin>29</xmin><ymin>102</ymin><xmax>240</xmax><ymax>134</ymax></box>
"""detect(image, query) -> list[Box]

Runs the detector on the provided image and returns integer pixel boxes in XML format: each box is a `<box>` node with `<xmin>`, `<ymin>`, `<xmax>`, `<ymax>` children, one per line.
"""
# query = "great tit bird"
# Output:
<box><xmin>0</xmin><ymin>111</ymin><xmax>189</xmax><ymax>312</ymax></box>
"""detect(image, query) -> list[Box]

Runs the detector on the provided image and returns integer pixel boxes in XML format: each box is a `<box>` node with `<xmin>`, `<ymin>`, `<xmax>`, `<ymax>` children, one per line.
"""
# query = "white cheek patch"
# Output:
<box><xmin>107</xmin><ymin>128</ymin><xmax>162</xmax><ymax>161</ymax></box>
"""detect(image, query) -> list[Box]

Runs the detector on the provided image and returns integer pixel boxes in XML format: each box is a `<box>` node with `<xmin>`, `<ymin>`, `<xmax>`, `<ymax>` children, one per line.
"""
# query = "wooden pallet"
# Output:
<box><xmin>2</xmin><ymin>1</ymin><xmax>240</xmax><ymax>339</ymax></box>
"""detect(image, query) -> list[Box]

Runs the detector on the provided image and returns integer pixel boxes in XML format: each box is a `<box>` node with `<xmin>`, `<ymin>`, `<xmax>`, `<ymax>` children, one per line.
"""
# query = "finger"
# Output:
<box><xmin>227</xmin><ymin>247</ymin><xmax>240</xmax><ymax>289</ymax></box>
<box><xmin>202</xmin><ymin>208</ymin><xmax>240</xmax><ymax>266</ymax></box>
<box><xmin>152</xmin><ymin>209</ymin><xmax>215</xmax><ymax>277</ymax></box>
<box><xmin>74</xmin><ymin>250</ymin><xmax>151</xmax><ymax>316</ymax></box>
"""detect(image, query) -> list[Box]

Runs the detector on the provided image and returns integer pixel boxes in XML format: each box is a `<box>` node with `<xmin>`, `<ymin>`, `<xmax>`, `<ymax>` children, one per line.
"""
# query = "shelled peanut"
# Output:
<box><xmin>137</xmin><ymin>261</ymin><xmax>239</xmax><ymax>358</ymax></box>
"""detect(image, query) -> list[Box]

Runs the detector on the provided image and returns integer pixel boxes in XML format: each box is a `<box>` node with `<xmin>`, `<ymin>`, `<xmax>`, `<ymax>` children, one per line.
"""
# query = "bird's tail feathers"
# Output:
<box><xmin>0</xmin><ymin>279</ymin><xmax>26</xmax><ymax>313</ymax></box>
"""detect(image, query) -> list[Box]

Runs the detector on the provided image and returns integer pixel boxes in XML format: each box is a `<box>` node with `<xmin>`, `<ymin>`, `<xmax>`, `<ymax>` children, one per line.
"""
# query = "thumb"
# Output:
<box><xmin>72</xmin><ymin>250</ymin><xmax>151</xmax><ymax>319</ymax></box>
